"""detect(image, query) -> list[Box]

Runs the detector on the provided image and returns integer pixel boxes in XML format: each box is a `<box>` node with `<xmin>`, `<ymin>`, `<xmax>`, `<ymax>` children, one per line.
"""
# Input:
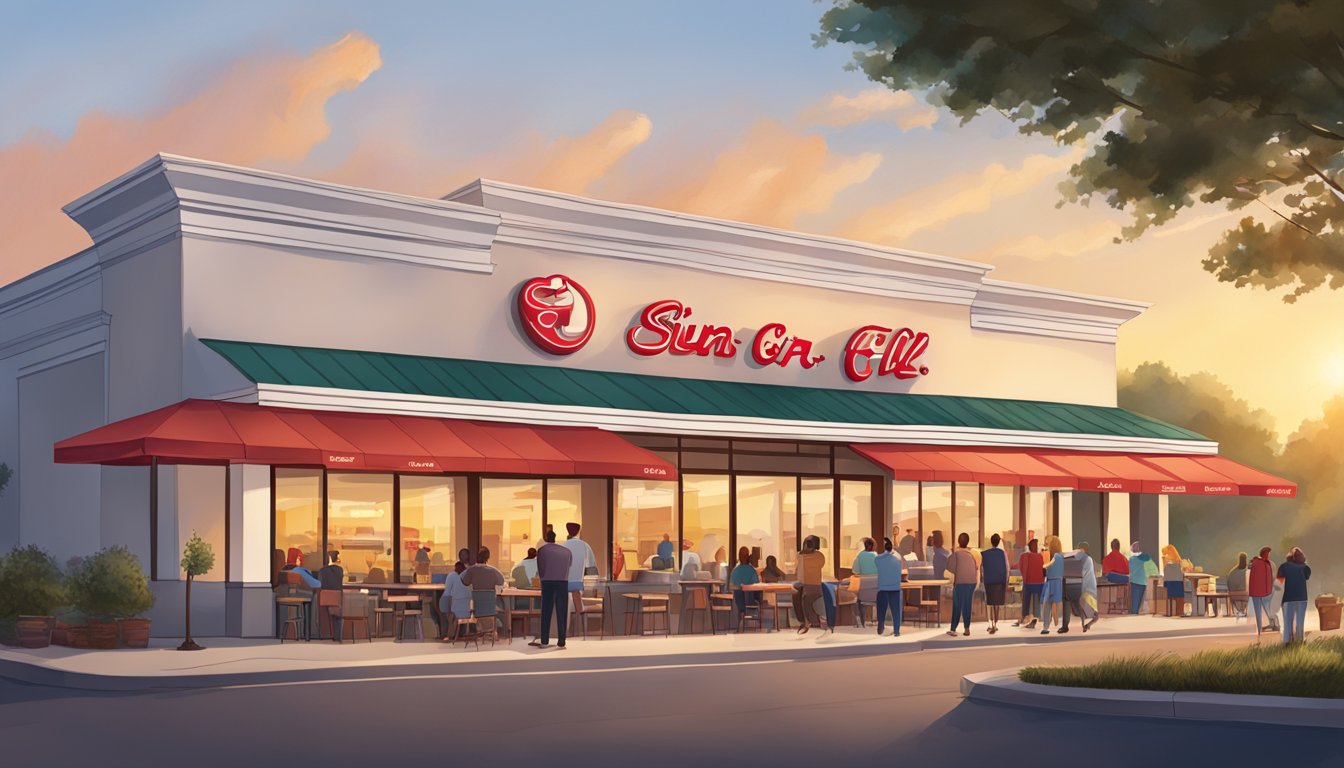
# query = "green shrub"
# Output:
<box><xmin>1020</xmin><ymin>637</ymin><xmax>1344</xmax><ymax>699</ymax></box>
<box><xmin>68</xmin><ymin>546</ymin><xmax>154</xmax><ymax>620</ymax></box>
<box><xmin>0</xmin><ymin>545</ymin><xmax>68</xmax><ymax>617</ymax></box>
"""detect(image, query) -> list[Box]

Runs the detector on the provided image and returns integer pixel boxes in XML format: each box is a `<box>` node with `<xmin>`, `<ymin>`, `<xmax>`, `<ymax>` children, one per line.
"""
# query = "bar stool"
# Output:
<box><xmin>624</xmin><ymin>594</ymin><xmax>671</xmax><ymax>636</ymax></box>
<box><xmin>737</xmin><ymin>594</ymin><xmax>764</xmax><ymax>633</ymax></box>
<box><xmin>386</xmin><ymin>595</ymin><xmax>423</xmax><ymax>641</ymax></box>
<box><xmin>275</xmin><ymin>596</ymin><xmax>309</xmax><ymax>642</ymax></box>
<box><xmin>340</xmin><ymin>593</ymin><xmax>371</xmax><ymax>643</ymax></box>
<box><xmin>709</xmin><ymin>593</ymin><xmax>735</xmax><ymax>633</ymax></box>
<box><xmin>573</xmin><ymin>595</ymin><xmax>605</xmax><ymax>640</ymax></box>
<box><xmin>680</xmin><ymin>585</ymin><xmax>714</xmax><ymax>634</ymax></box>
<box><xmin>317</xmin><ymin>589</ymin><xmax>342</xmax><ymax>640</ymax></box>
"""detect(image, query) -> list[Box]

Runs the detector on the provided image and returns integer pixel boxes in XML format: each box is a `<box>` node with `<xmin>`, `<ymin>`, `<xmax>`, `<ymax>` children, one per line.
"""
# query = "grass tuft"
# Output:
<box><xmin>1019</xmin><ymin>636</ymin><xmax>1344</xmax><ymax>699</ymax></box>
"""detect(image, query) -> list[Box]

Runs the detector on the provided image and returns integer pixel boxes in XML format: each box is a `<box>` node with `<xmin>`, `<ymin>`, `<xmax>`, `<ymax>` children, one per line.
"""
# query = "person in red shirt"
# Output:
<box><xmin>1012</xmin><ymin>538</ymin><xmax>1045</xmax><ymax>629</ymax></box>
<box><xmin>1248</xmin><ymin>546</ymin><xmax>1279</xmax><ymax>634</ymax></box>
<box><xmin>1102</xmin><ymin>539</ymin><xmax>1130</xmax><ymax>584</ymax></box>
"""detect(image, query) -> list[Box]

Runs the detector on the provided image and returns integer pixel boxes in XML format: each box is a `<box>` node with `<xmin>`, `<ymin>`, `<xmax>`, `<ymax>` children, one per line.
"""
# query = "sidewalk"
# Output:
<box><xmin>0</xmin><ymin>614</ymin><xmax>1259</xmax><ymax>691</ymax></box>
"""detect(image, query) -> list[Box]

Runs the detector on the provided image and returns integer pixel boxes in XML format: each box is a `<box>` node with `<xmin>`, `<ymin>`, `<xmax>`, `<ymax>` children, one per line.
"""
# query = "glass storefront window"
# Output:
<box><xmin>735</xmin><ymin>476</ymin><xmax>797</xmax><ymax>573</ymax></box>
<box><xmin>614</xmin><ymin>480</ymin><xmax>679</xmax><ymax>580</ymax></box>
<box><xmin>800</xmin><ymin>478</ymin><xmax>833</xmax><ymax>579</ymax></box>
<box><xmin>983</xmin><ymin>485</ymin><xmax>1017</xmax><ymax>555</ymax></box>
<box><xmin>921</xmin><ymin>482</ymin><xmax>952</xmax><ymax>554</ymax></box>
<box><xmin>682</xmin><ymin>475</ymin><xmax>730</xmax><ymax>580</ymax></box>
<box><xmin>892</xmin><ymin>481</ymin><xmax>920</xmax><ymax>559</ymax></box>
<box><xmin>274</xmin><ymin>468</ymin><xmax>322</xmax><ymax>583</ymax></box>
<box><xmin>546</xmin><ymin>479</ymin><xmax>583</xmax><ymax>540</ymax></box>
<box><xmin>481</xmin><ymin>479</ymin><xmax>543</xmax><ymax>578</ymax></box>
<box><xmin>399</xmin><ymin>476</ymin><xmax>467</xmax><ymax>583</ymax></box>
<box><xmin>838</xmin><ymin>480</ymin><xmax>874</xmax><ymax>576</ymax></box>
<box><xmin>177</xmin><ymin>465</ymin><xmax>227</xmax><ymax>582</ymax></box>
<box><xmin>327</xmin><ymin>473</ymin><xmax>393</xmax><ymax>584</ymax></box>
<box><xmin>954</xmin><ymin>482</ymin><xmax>980</xmax><ymax>550</ymax></box>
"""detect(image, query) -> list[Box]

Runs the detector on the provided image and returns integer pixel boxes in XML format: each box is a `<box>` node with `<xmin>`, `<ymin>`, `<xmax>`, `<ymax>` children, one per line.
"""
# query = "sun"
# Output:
<box><xmin>1326</xmin><ymin>353</ymin><xmax>1344</xmax><ymax>392</ymax></box>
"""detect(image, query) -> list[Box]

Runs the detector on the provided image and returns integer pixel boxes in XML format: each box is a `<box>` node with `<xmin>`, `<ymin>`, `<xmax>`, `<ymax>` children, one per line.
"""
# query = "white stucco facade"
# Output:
<box><xmin>0</xmin><ymin>155</ymin><xmax>1184</xmax><ymax>636</ymax></box>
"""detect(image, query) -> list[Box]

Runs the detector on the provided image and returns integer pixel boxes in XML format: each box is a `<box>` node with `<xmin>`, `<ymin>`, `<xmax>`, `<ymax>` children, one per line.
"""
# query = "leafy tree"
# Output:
<box><xmin>0</xmin><ymin>462</ymin><xmax>12</xmax><ymax>496</ymax></box>
<box><xmin>0</xmin><ymin>545</ymin><xmax>66</xmax><ymax>618</ymax></box>
<box><xmin>67</xmin><ymin>546</ymin><xmax>154</xmax><ymax>620</ymax></box>
<box><xmin>817</xmin><ymin>1</ymin><xmax>1344</xmax><ymax>301</ymax></box>
<box><xmin>178</xmin><ymin>531</ymin><xmax>215</xmax><ymax>651</ymax></box>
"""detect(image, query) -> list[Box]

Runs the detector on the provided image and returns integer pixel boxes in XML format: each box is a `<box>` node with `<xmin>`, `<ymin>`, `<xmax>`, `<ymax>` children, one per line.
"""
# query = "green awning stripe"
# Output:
<box><xmin>200</xmin><ymin>339</ymin><xmax>1208</xmax><ymax>443</ymax></box>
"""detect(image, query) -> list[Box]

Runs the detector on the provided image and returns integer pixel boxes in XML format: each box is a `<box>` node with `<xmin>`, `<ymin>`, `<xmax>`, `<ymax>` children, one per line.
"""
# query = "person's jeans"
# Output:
<box><xmin>793</xmin><ymin>584</ymin><xmax>824</xmax><ymax>626</ymax></box>
<box><xmin>1282</xmin><ymin>600</ymin><xmax>1307</xmax><ymax>644</ymax></box>
<box><xmin>876</xmin><ymin>589</ymin><xmax>903</xmax><ymax>635</ymax></box>
<box><xmin>1061</xmin><ymin>583</ymin><xmax>1084</xmax><ymax>629</ymax></box>
<box><xmin>950</xmin><ymin>583</ymin><xmax>975</xmax><ymax>632</ymax></box>
<box><xmin>1020</xmin><ymin>583</ymin><xmax>1043</xmax><ymax>621</ymax></box>
<box><xmin>539</xmin><ymin>579</ymin><xmax>568</xmax><ymax>646</ymax></box>
<box><xmin>1251</xmin><ymin>594</ymin><xmax>1274</xmax><ymax>631</ymax></box>
<box><xmin>1130</xmin><ymin>583</ymin><xmax>1146</xmax><ymax>614</ymax></box>
<box><xmin>1105</xmin><ymin>573</ymin><xmax>1129</xmax><ymax>584</ymax></box>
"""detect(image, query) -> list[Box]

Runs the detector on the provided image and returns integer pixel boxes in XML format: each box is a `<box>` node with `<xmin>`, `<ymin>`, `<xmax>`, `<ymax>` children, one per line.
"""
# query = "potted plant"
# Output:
<box><xmin>0</xmin><ymin>545</ymin><xmax>68</xmax><ymax>648</ymax></box>
<box><xmin>178</xmin><ymin>531</ymin><xmax>215</xmax><ymax>651</ymax></box>
<box><xmin>68</xmin><ymin>546</ymin><xmax>155</xmax><ymax>648</ymax></box>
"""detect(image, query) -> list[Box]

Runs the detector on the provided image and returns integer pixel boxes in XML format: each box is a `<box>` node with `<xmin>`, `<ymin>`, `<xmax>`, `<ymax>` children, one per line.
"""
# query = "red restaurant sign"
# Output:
<box><xmin>517</xmin><ymin>277</ymin><xmax>931</xmax><ymax>382</ymax></box>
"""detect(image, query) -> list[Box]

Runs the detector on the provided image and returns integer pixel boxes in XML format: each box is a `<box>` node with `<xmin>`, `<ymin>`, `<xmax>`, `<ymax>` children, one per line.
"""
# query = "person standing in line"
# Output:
<box><xmin>793</xmin><ymin>535</ymin><xmax>827</xmax><ymax>634</ymax></box>
<box><xmin>1161</xmin><ymin>544</ymin><xmax>1187</xmax><ymax>618</ymax></box>
<box><xmin>927</xmin><ymin>531</ymin><xmax>951</xmax><ymax>586</ymax></box>
<box><xmin>562</xmin><ymin>522</ymin><xmax>598</xmax><ymax>616</ymax></box>
<box><xmin>1278</xmin><ymin>547</ymin><xmax>1311</xmax><ymax>644</ymax></box>
<box><xmin>1127</xmin><ymin>543</ymin><xmax>1158</xmax><ymax>615</ymax></box>
<box><xmin>851</xmin><ymin>537</ymin><xmax>878</xmax><ymax>576</ymax></box>
<box><xmin>530</xmin><ymin>530</ymin><xmax>573</xmax><ymax>650</ymax></box>
<box><xmin>874</xmin><ymin>537</ymin><xmax>905</xmax><ymax>637</ymax></box>
<box><xmin>1039</xmin><ymin>536</ymin><xmax>1065</xmax><ymax>635</ymax></box>
<box><xmin>945</xmin><ymin>532</ymin><xmax>980</xmax><ymax>637</ymax></box>
<box><xmin>1060</xmin><ymin>542</ymin><xmax>1099</xmax><ymax>633</ymax></box>
<box><xmin>1013</xmin><ymin>538</ymin><xmax>1044</xmax><ymax>629</ymax></box>
<box><xmin>729</xmin><ymin>547</ymin><xmax>761</xmax><ymax>621</ymax></box>
<box><xmin>1226</xmin><ymin>552</ymin><xmax>1249</xmax><ymax>617</ymax></box>
<box><xmin>980</xmin><ymin>533</ymin><xmax>1009</xmax><ymax>635</ymax></box>
<box><xmin>1248</xmin><ymin>546</ymin><xmax>1277</xmax><ymax>633</ymax></box>
<box><xmin>1101</xmin><ymin>539</ymin><xmax>1130</xmax><ymax>584</ymax></box>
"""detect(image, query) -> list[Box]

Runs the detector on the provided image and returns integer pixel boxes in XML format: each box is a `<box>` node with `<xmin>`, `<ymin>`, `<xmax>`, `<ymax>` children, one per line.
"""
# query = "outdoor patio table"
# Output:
<box><xmin>739</xmin><ymin>583</ymin><xmax>794</xmax><ymax>631</ymax></box>
<box><xmin>622</xmin><ymin>593</ymin><xmax>671</xmax><ymax>636</ymax></box>
<box><xmin>679</xmin><ymin>580</ymin><xmax>723</xmax><ymax>634</ymax></box>
<box><xmin>343</xmin><ymin>583</ymin><xmax>444</xmax><ymax>637</ymax></box>
<box><xmin>384</xmin><ymin>595</ymin><xmax>422</xmax><ymax>640</ymax></box>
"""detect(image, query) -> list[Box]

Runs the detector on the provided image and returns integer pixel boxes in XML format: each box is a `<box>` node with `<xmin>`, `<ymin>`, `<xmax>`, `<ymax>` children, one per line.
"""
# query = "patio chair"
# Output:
<box><xmin>454</xmin><ymin>589</ymin><xmax>499</xmax><ymax>649</ymax></box>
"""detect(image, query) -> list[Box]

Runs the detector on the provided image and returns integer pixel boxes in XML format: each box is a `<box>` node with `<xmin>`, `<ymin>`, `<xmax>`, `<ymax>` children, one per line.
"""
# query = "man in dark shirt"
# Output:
<box><xmin>460</xmin><ymin>548</ymin><xmax>505</xmax><ymax>591</ymax></box>
<box><xmin>531</xmin><ymin>530</ymin><xmax>573</xmax><ymax>650</ymax></box>
<box><xmin>317</xmin><ymin>551</ymin><xmax>345</xmax><ymax>639</ymax></box>
<box><xmin>1277</xmin><ymin>547</ymin><xmax>1312</xmax><ymax>644</ymax></box>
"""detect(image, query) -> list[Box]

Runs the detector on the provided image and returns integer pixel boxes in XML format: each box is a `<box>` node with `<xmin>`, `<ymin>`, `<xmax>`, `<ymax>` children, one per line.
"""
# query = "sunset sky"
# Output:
<box><xmin>4</xmin><ymin>1</ymin><xmax>1340</xmax><ymax>438</ymax></box>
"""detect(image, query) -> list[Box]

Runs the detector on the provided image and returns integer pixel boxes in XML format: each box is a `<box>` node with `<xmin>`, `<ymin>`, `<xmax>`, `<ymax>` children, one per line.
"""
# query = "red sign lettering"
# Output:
<box><xmin>626</xmin><ymin>300</ymin><xmax>738</xmax><ymax>358</ymax></box>
<box><xmin>750</xmin><ymin>323</ymin><xmax>824</xmax><ymax>369</ymax></box>
<box><xmin>842</xmin><ymin>325</ymin><xmax>930</xmax><ymax>382</ymax></box>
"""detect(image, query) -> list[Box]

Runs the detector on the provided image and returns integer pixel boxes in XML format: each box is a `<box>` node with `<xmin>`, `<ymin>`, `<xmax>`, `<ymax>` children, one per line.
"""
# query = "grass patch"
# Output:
<box><xmin>1019</xmin><ymin>636</ymin><xmax>1344</xmax><ymax>699</ymax></box>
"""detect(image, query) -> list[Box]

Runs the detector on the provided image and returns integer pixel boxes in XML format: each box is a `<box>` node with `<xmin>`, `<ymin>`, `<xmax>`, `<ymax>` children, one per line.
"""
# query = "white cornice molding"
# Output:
<box><xmin>971</xmin><ymin>278</ymin><xmax>1150</xmax><ymax>343</ymax></box>
<box><xmin>63</xmin><ymin>154</ymin><xmax>503</xmax><ymax>274</ymax></box>
<box><xmin>254</xmin><ymin>383</ymin><xmax>1219</xmax><ymax>456</ymax></box>
<box><xmin>0</xmin><ymin>310</ymin><xmax>111</xmax><ymax>359</ymax></box>
<box><xmin>446</xmin><ymin>179</ymin><xmax>994</xmax><ymax>306</ymax></box>
<box><xmin>0</xmin><ymin>248</ymin><xmax>101</xmax><ymax>319</ymax></box>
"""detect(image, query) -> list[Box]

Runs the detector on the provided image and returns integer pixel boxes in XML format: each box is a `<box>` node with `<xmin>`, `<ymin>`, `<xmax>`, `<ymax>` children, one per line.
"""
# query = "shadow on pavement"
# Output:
<box><xmin>888</xmin><ymin>699</ymin><xmax>1338</xmax><ymax>767</ymax></box>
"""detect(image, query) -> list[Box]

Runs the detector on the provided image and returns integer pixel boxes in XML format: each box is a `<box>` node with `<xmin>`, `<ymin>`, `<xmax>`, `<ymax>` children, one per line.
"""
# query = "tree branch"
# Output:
<box><xmin>1253</xmin><ymin>196</ymin><xmax>1318</xmax><ymax>236</ymax></box>
<box><xmin>1294</xmin><ymin>153</ymin><xmax>1344</xmax><ymax>200</ymax></box>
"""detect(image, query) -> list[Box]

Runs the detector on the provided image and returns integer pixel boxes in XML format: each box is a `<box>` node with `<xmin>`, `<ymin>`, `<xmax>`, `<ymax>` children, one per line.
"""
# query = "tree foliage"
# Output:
<box><xmin>68</xmin><ymin>546</ymin><xmax>154</xmax><ymax>619</ymax></box>
<box><xmin>0</xmin><ymin>545</ymin><xmax>67</xmax><ymax>618</ymax></box>
<box><xmin>818</xmin><ymin>1</ymin><xmax>1344</xmax><ymax>301</ymax></box>
<box><xmin>181</xmin><ymin>531</ymin><xmax>215</xmax><ymax>578</ymax></box>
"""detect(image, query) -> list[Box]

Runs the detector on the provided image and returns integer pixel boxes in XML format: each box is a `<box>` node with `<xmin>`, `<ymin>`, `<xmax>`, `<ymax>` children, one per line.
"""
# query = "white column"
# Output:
<box><xmin>1157</xmin><ymin>494</ymin><xmax>1170</xmax><ymax>556</ymax></box>
<box><xmin>226</xmin><ymin>464</ymin><xmax>275</xmax><ymax>637</ymax></box>
<box><xmin>1056</xmin><ymin>491</ymin><xmax>1074</xmax><ymax>549</ymax></box>
<box><xmin>1106</xmin><ymin>493</ymin><xmax>1131</xmax><ymax>549</ymax></box>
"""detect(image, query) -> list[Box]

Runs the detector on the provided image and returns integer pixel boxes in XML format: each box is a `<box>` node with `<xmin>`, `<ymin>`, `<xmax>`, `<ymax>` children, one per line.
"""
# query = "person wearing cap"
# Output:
<box><xmin>1128</xmin><ymin>543</ymin><xmax>1159</xmax><ymax>614</ymax></box>
<box><xmin>562</xmin><ymin>522</ymin><xmax>598</xmax><ymax>614</ymax></box>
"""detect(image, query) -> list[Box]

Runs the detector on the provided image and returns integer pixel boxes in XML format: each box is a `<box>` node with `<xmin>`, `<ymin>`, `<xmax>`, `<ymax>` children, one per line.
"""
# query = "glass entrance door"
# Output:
<box><xmin>480</xmin><ymin>479</ymin><xmax>543</xmax><ymax>577</ymax></box>
<box><xmin>734</xmin><ymin>476</ymin><xmax>798</xmax><ymax>573</ymax></box>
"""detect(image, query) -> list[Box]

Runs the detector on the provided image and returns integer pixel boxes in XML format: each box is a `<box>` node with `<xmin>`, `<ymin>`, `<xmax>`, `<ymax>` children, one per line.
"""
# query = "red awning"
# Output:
<box><xmin>850</xmin><ymin>445</ymin><xmax>1077</xmax><ymax>487</ymax></box>
<box><xmin>54</xmin><ymin>399</ymin><xmax>677</xmax><ymax>479</ymax></box>
<box><xmin>852</xmin><ymin>444</ymin><xmax>1295</xmax><ymax>498</ymax></box>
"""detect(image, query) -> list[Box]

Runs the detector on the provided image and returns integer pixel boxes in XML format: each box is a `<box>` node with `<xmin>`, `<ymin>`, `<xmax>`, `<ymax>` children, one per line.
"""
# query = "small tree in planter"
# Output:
<box><xmin>68</xmin><ymin>546</ymin><xmax>155</xmax><ymax>649</ymax></box>
<box><xmin>179</xmin><ymin>531</ymin><xmax>215</xmax><ymax>651</ymax></box>
<box><xmin>0</xmin><ymin>545</ymin><xmax>68</xmax><ymax>648</ymax></box>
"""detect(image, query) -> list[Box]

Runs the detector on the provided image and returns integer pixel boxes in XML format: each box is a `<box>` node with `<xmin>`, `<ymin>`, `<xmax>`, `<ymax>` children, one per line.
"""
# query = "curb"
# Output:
<box><xmin>0</xmin><ymin>638</ymin><xmax>923</xmax><ymax>692</ymax></box>
<box><xmin>961</xmin><ymin>668</ymin><xmax>1344</xmax><ymax>730</ymax></box>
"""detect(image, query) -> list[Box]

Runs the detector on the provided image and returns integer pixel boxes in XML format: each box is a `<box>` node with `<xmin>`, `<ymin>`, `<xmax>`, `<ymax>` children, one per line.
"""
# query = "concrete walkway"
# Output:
<box><xmin>0</xmin><ymin>613</ymin><xmax>1263</xmax><ymax>691</ymax></box>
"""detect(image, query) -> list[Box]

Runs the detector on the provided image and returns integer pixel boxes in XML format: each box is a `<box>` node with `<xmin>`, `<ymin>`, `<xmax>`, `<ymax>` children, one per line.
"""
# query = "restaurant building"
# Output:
<box><xmin>0</xmin><ymin>155</ymin><xmax>1296</xmax><ymax>637</ymax></box>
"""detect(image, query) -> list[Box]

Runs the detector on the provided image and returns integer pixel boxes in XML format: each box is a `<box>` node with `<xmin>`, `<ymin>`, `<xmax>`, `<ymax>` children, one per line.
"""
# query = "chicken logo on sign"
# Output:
<box><xmin>517</xmin><ymin>275</ymin><xmax>595</xmax><ymax>355</ymax></box>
